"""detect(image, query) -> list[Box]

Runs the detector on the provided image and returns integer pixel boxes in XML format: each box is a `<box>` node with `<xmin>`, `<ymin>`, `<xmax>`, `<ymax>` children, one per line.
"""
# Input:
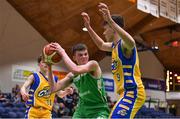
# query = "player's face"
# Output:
<box><xmin>73</xmin><ymin>50</ymin><xmax>89</xmax><ymax>65</ymax></box>
<box><xmin>39</xmin><ymin>60</ymin><xmax>48</xmax><ymax>73</ymax></box>
<box><xmin>103</xmin><ymin>24</ymin><xmax>114</xmax><ymax>42</ymax></box>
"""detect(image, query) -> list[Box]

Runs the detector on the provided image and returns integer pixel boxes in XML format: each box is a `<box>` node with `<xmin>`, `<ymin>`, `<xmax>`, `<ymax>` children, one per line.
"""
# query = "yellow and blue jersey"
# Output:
<box><xmin>110</xmin><ymin>40</ymin><xmax>146</xmax><ymax>118</ymax></box>
<box><xmin>25</xmin><ymin>72</ymin><xmax>58</xmax><ymax>118</ymax></box>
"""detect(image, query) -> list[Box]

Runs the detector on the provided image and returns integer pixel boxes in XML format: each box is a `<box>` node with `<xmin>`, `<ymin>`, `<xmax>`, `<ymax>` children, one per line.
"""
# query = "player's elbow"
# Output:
<box><xmin>98</xmin><ymin>44</ymin><xmax>103</xmax><ymax>50</ymax></box>
<box><xmin>99</xmin><ymin>45</ymin><xmax>105</xmax><ymax>51</ymax></box>
<box><xmin>98</xmin><ymin>42</ymin><xmax>106</xmax><ymax>51</ymax></box>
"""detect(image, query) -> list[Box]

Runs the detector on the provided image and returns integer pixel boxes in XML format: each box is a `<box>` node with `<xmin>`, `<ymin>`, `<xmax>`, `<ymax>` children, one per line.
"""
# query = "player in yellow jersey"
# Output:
<box><xmin>81</xmin><ymin>2</ymin><xmax>146</xmax><ymax>118</ymax></box>
<box><xmin>20</xmin><ymin>55</ymin><xmax>74</xmax><ymax>118</ymax></box>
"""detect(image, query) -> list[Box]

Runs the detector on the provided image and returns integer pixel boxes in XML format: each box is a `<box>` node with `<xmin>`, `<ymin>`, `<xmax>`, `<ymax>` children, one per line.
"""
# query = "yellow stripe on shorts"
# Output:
<box><xmin>123</xmin><ymin>99</ymin><xmax>132</xmax><ymax>104</ymax></box>
<box><xmin>127</xmin><ymin>91</ymin><xmax>134</xmax><ymax>95</ymax></box>
<box><xmin>126</xmin><ymin>80</ymin><xmax>133</xmax><ymax>83</ymax></box>
<box><xmin>119</xmin><ymin>104</ymin><xmax>130</xmax><ymax>110</ymax></box>
<box><xmin>126</xmin><ymin>94</ymin><xmax>134</xmax><ymax>98</ymax></box>
<box><xmin>122</xmin><ymin>65</ymin><xmax>132</xmax><ymax>69</ymax></box>
<box><xmin>124</xmin><ymin>72</ymin><xmax>132</xmax><ymax>76</ymax></box>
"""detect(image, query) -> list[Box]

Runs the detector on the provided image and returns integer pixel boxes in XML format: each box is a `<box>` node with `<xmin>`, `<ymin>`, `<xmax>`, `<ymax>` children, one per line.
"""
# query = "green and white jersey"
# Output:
<box><xmin>73</xmin><ymin>73</ymin><xmax>108</xmax><ymax>107</ymax></box>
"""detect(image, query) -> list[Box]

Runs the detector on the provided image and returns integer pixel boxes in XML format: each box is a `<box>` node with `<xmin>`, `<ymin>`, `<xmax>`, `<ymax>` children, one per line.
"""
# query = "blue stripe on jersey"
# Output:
<box><xmin>124</xmin><ymin>76</ymin><xmax>133</xmax><ymax>80</ymax></box>
<box><xmin>123</xmin><ymin>68</ymin><xmax>133</xmax><ymax>73</ymax></box>
<box><xmin>39</xmin><ymin>72</ymin><xmax>48</xmax><ymax>81</ymax></box>
<box><xmin>26</xmin><ymin>73</ymin><xmax>40</xmax><ymax>106</ymax></box>
<box><xmin>117</xmin><ymin>40</ymin><xmax>137</xmax><ymax>90</ymax></box>
<box><xmin>54</xmin><ymin>76</ymin><xmax>58</xmax><ymax>83</ymax></box>
<box><xmin>117</xmin><ymin>40</ymin><xmax>136</xmax><ymax>65</ymax></box>
<box><xmin>40</xmin><ymin>72</ymin><xmax>58</xmax><ymax>82</ymax></box>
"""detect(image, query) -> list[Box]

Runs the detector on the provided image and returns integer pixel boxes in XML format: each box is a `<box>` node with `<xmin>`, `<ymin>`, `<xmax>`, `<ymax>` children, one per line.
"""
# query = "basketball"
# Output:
<box><xmin>43</xmin><ymin>44</ymin><xmax>61</xmax><ymax>64</ymax></box>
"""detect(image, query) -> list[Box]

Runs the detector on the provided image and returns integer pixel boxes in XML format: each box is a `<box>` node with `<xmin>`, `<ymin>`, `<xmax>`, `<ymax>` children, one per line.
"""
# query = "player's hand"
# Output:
<box><xmin>43</xmin><ymin>52</ymin><xmax>53</xmax><ymax>65</ymax></box>
<box><xmin>49</xmin><ymin>42</ymin><xmax>65</xmax><ymax>55</ymax></box>
<box><xmin>67</xmin><ymin>72</ymin><xmax>74</xmax><ymax>79</ymax></box>
<box><xmin>20</xmin><ymin>89</ymin><xmax>29</xmax><ymax>101</ymax></box>
<box><xmin>65</xmin><ymin>87</ymin><xmax>74</xmax><ymax>95</ymax></box>
<box><xmin>98</xmin><ymin>3</ymin><xmax>111</xmax><ymax>22</ymax></box>
<box><xmin>81</xmin><ymin>12</ymin><xmax>91</xmax><ymax>29</ymax></box>
<box><xmin>46</xmin><ymin>63</ymin><xmax>52</xmax><ymax>71</ymax></box>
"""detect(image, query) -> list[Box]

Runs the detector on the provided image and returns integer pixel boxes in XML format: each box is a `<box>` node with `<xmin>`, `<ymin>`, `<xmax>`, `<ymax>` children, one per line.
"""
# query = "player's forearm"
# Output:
<box><xmin>87</xmin><ymin>26</ymin><xmax>107</xmax><ymax>51</ymax></box>
<box><xmin>108</xmin><ymin>19</ymin><xmax>135</xmax><ymax>49</ymax></box>
<box><xmin>21</xmin><ymin>79</ymin><xmax>31</xmax><ymax>92</ymax></box>
<box><xmin>59</xmin><ymin>50</ymin><xmax>81</xmax><ymax>74</ymax></box>
<box><xmin>53</xmin><ymin>76</ymin><xmax>73</xmax><ymax>93</ymax></box>
<box><xmin>59</xmin><ymin>76</ymin><xmax>73</xmax><ymax>90</ymax></box>
<box><xmin>20</xmin><ymin>86</ymin><xmax>26</xmax><ymax>93</ymax></box>
<box><xmin>47</xmin><ymin>65</ymin><xmax>55</xmax><ymax>93</ymax></box>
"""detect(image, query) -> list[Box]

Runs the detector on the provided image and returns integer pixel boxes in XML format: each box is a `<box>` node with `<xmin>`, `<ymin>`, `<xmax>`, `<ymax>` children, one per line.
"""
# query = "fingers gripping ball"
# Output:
<box><xmin>43</xmin><ymin>44</ymin><xmax>61</xmax><ymax>64</ymax></box>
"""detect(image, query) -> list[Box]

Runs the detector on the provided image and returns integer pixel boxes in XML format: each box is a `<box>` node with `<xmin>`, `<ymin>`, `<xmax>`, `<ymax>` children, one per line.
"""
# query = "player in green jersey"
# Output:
<box><xmin>48</xmin><ymin>43</ymin><xmax>110</xmax><ymax>118</ymax></box>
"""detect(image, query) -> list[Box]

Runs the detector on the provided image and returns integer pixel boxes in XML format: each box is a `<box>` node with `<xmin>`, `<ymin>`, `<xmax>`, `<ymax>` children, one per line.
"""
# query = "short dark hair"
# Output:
<box><xmin>72</xmin><ymin>43</ymin><xmax>88</xmax><ymax>55</ymax></box>
<box><xmin>103</xmin><ymin>15</ymin><xmax>124</xmax><ymax>28</ymax></box>
<box><xmin>37</xmin><ymin>54</ymin><xmax>43</xmax><ymax>64</ymax></box>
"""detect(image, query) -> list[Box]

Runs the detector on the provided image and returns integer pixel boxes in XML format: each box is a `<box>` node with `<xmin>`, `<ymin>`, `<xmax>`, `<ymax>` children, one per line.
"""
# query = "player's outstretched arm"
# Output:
<box><xmin>81</xmin><ymin>12</ymin><xmax>112</xmax><ymax>52</ymax></box>
<box><xmin>98</xmin><ymin>2</ymin><xmax>135</xmax><ymax>50</ymax></box>
<box><xmin>20</xmin><ymin>75</ymin><xmax>33</xmax><ymax>101</ymax></box>
<box><xmin>49</xmin><ymin>72</ymin><xmax>74</xmax><ymax>93</ymax></box>
<box><xmin>57</xmin><ymin>87</ymin><xmax>73</xmax><ymax>98</ymax></box>
<box><xmin>47</xmin><ymin>64</ymin><xmax>56</xmax><ymax>93</ymax></box>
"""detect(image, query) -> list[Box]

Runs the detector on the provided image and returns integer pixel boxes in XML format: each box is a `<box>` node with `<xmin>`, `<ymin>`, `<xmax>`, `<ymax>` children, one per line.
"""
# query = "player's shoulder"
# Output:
<box><xmin>28</xmin><ymin>72</ymin><xmax>39</xmax><ymax>81</ymax></box>
<box><xmin>88</xmin><ymin>60</ymin><xmax>99</xmax><ymax>65</ymax></box>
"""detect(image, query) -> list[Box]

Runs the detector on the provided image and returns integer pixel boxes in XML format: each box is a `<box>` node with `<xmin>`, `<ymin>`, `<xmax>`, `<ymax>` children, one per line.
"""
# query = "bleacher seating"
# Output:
<box><xmin>135</xmin><ymin>105</ymin><xmax>175</xmax><ymax>118</ymax></box>
<box><xmin>0</xmin><ymin>101</ymin><xmax>26</xmax><ymax>118</ymax></box>
<box><xmin>0</xmin><ymin>91</ymin><xmax>177</xmax><ymax>118</ymax></box>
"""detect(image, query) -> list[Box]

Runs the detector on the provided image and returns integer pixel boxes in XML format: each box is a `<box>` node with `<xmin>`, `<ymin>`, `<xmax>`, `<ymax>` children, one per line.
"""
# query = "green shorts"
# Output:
<box><xmin>72</xmin><ymin>105</ymin><xmax>110</xmax><ymax>118</ymax></box>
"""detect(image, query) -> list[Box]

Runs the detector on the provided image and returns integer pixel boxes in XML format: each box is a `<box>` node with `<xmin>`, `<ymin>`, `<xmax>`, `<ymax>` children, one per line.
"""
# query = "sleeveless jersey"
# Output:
<box><xmin>26</xmin><ymin>72</ymin><xmax>58</xmax><ymax>111</ymax></box>
<box><xmin>111</xmin><ymin>40</ymin><xmax>144</xmax><ymax>94</ymax></box>
<box><xmin>73</xmin><ymin>73</ymin><xmax>108</xmax><ymax>107</ymax></box>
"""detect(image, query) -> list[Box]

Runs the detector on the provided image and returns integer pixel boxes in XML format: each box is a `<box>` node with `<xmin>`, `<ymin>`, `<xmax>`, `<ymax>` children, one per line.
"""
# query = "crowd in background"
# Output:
<box><xmin>0</xmin><ymin>84</ymin><xmax>177</xmax><ymax>118</ymax></box>
<box><xmin>0</xmin><ymin>84</ymin><xmax>115</xmax><ymax>118</ymax></box>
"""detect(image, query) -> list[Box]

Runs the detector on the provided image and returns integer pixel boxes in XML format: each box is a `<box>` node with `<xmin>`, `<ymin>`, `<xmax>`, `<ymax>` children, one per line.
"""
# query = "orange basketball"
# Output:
<box><xmin>43</xmin><ymin>44</ymin><xmax>61</xmax><ymax>64</ymax></box>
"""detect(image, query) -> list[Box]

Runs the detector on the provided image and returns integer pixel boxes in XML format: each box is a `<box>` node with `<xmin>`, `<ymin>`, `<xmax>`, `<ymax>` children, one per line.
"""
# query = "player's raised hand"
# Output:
<box><xmin>66</xmin><ymin>72</ymin><xmax>74</xmax><ymax>79</ymax></box>
<box><xmin>49</xmin><ymin>42</ymin><xmax>65</xmax><ymax>55</ymax></box>
<box><xmin>98</xmin><ymin>2</ymin><xmax>111</xmax><ymax>22</ymax></box>
<box><xmin>81</xmin><ymin>12</ymin><xmax>91</xmax><ymax>29</ymax></box>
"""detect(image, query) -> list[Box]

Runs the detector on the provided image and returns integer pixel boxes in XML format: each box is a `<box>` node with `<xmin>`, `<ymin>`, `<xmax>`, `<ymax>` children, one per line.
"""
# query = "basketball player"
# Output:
<box><xmin>20</xmin><ymin>55</ymin><xmax>74</xmax><ymax>118</ymax></box>
<box><xmin>49</xmin><ymin>43</ymin><xmax>110</xmax><ymax>118</ymax></box>
<box><xmin>81</xmin><ymin>2</ymin><xmax>146</xmax><ymax>118</ymax></box>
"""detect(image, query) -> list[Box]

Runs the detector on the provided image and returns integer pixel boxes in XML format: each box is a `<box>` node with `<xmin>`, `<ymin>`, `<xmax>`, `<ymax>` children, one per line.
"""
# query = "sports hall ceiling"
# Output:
<box><xmin>7</xmin><ymin>0</ymin><xmax>180</xmax><ymax>71</ymax></box>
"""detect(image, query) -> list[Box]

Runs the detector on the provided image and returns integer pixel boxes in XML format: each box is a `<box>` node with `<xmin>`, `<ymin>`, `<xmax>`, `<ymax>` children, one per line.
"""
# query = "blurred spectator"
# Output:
<box><xmin>57</xmin><ymin>96</ymin><xmax>64</xmax><ymax>104</ymax></box>
<box><xmin>0</xmin><ymin>92</ymin><xmax>8</xmax><ymax>103</ymax></box>
<box><xmin>12</xmin><ymin>84</ymin><xmax>20</xmax><ymax>97</ymax></box>
<box><xmin>0</xmin><ymin>85</ymin><xmax>177</xmax><ymax>118</ymax></box>
<box><xmin>107</xmin><ymin>95</ymin><xmax>114</xmax><ymax>109</ymax></box>
<box><xmin>0</xmin><ymin>85</ymin><xmax>115</xmax><ymax>118</ymax></box>
<box><xmin>57</xmin><ymin>102</ymin><xmax>70</xmax><ymax>117</ymax></box>
<box><xmin>13</xmin><ymin>92</ymin><xmax>22</xmax><ymax>103</ymax></box>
